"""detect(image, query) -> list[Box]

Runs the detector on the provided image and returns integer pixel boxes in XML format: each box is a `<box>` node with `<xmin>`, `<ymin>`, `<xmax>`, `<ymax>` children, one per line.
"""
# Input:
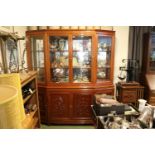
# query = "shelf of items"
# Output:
<box><xmin>23</xmin><ymin>90</ymin><xmax>36</xmax><ymax>105</ymax></box>
<box><xmin>20</xmin><ymin>71</ymin><xmax>40</xmax><ymax>128</ymax></box>
<box><xmin>26</xmin><ymin>30</ymin><xmax>115</xmax><ymax>124</ymax></box>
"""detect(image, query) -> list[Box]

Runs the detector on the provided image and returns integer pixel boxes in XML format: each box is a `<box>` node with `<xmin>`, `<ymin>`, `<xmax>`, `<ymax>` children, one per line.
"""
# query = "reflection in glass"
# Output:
<box><xmin>0</xmin><ymin>50</ymin><xmax>4</xmax><ymax>73</ymax></box>
<box><xmin>97</xmin><ymin>36</ymin><xmax>112</xmax><ymax>81</ymax></box>
<box><xmin>72</xmin><ymin>36</ymin><xmax>92</xmax><ymax>83</ymax></box>
<box><xmin>150</xmin><ymin>36</ymin><xmax>155</xmax><ymax>71</ymax></box>
<box><xmin>31</xmin><ymin>36</ymin><xmax>45</xmax><ymax>81</ymax></box>
<box><xmin>5</xmin><ymin>38</ymin><xmax>19</xmax><ymax>73</ymax></box>
<box><xmin>49</xmin><ymin>36</ymin><xmax>69</xmax><ymax>83</ymax></box>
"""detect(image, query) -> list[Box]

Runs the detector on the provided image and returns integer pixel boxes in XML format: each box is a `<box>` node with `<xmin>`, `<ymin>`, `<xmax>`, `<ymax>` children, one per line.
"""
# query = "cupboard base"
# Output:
<box><xmin>38</xmin><ymin>86</ymin><xmax>114</xmax><ymax>125</ymax></box>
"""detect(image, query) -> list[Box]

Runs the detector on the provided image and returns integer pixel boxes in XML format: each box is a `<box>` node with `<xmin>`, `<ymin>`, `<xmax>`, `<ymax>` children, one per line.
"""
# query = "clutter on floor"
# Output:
<box><xmin>92</xmin><ymin>94</ymin><xmax>155</xmax><ymax>129</ymax></box>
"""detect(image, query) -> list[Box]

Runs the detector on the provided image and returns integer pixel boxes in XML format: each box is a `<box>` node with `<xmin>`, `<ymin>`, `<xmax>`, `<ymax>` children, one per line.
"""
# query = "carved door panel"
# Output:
<box><xmin>48</xmin><ymin>93</ymin><xmax>70</xmax><ymax>118</ymax></box>
<box><xmin>73</xmin><ymin>93</ymin><xmax>93</xmax><ymax>118</ymax></box>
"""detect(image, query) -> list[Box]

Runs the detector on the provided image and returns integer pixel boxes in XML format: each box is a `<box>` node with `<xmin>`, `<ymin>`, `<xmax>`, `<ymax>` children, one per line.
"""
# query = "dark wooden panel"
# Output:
<box><xmin>122</xmin><ymin>90</ymin><xmax>137</xmax><ymax>102</ymax></box>
<box><xmin>38</xmin><ymin>87</ymin><xmax>48</xmax><ymax>123</ymax></box>
<box><xmin>38</xmin><ymin>87</ymin><xmax>115</xmax><ymax>124</ymax></box>
<box><xmin>47</xmin><ymin>92</ymin><xmax>70</xmax><ymax>118</ymax></box>
<box><xmin>116</xmin><ymin>83</ymin><xmax>144</xmax><ymax>107</ymax></box>
<box><xmin>73</xmin><ymin>93</ymin><xmax>93</xmax><ymax>118</ymax></box>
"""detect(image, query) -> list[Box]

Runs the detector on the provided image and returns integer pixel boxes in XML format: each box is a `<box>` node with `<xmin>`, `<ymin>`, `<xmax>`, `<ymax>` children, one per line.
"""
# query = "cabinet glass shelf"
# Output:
<box><xmin>149</xmin><ymin>36</ymin><xmax>155</xmax><ymax>71</ymax></box>
<box><xmin>72</xmin><ymin>36</ymin><xmax>92</xmax><ymax>83</ymax></box>
<box><xmin>97</xmin><ymin>35</ymin><xmax>112</xmax><ymax>81</ymax></box>
<box><xmin>49</xmin><ymin>36</ymin><xmax>69</xmax><ymax>82</ymax></box>
<box><xmin>28</xmin><ymin>31</ymin><xmax>114</xmax><ymax>84</ymax></box>
<box><xmin>31</xmin><ymin>36</ymin><xmax>45</xmax><ymax>82</ymax></box>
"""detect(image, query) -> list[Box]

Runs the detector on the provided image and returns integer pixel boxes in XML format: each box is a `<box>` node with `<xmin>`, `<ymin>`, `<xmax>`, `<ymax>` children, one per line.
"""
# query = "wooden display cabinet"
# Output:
<box><xmin>20</xmin><ymin>71</ymin><xmax>40</xmax><ymax>128</ymax></box>
<box><xmin>26</xmin><ymin>29</ymin><xmax>115</xmax><ymax>124</ymax></box>
<box><xmin>141</xmin><ymin>33</ymin><xmax>155</xmax><ymax>105</ymax></box>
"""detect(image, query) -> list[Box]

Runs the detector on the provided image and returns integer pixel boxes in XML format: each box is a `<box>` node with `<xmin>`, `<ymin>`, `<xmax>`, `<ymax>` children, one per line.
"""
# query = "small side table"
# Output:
<box><xmin>116</xmin><ymin>82</ymin><xmax>144</xmax><ymax>107</ymax></box>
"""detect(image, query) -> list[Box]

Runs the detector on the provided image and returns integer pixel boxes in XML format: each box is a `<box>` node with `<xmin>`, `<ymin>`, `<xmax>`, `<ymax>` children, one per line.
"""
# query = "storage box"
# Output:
<box><xmin>93</xmin><ymin>94</ymin><xmax>125</xmax><ymax>115</ymax></box>
<box><xmin>93</xmin><ymin>103</ymin><xmax>125</xmax><ymax>115</ymax></box>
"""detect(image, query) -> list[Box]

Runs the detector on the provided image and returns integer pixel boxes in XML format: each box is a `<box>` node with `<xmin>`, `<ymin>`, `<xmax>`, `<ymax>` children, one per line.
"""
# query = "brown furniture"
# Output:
<box><xmin>26</xmin><ymin>29</ymin><xmax>115</xmax><ymax>124</ymax></box>
<box><xmin>141</xmin><ymin>33</ymin><xmax>155</xmax><ymax>105</ymax></box>
<box><xmin>144</xmin><ymin>74</ymin><xmax>155</xmax><ymax>105</ymax></box>
<box><xmin>20</xmin><ymin>71</ymin><xmax>40</xmax><ymax>128</ymax></box>
<box><xmin>116</xmin><ymin>82</ymin><xmax>144</xmax><ymax>107</ymax></box>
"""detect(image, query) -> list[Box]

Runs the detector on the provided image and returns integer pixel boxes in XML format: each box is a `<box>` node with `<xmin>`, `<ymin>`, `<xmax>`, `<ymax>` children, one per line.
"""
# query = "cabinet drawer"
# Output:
<box><xmin>122</xmin><ymin>90</ymin><xmax>137</xmax><ymax>103</ymax></box>
<box><xmin>150</xmin><ymin>97</ymin><xmax>155</xmax><ymax>105</ymax></box>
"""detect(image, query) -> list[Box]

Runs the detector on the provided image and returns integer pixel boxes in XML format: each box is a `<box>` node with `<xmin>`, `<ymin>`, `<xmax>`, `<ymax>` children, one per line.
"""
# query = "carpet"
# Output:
<box><xmin>41</xmin><ymin>124</ymin><xmax>95</xmax><ymax>129</ymax></box>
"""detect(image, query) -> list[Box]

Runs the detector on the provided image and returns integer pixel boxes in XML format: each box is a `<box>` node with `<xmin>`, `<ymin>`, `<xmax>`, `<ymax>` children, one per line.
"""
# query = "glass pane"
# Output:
<box><xmin>0</xmin><ymin>46</ymin><xmax>4</xmax><ymax>73</ymax></box>
<box><xmin>5</xmin><ymin>38</ymin><xmax>19</xmax><ymax>73</ymax></box>
<box><xmin>150</xmin><ymin>36</ymin><xmax>155</xmax><ymax>71</ymax></box>
<box><xmin>97</xmin><ymin>35</ymin><xmax>112</xmax><ymax>82</ymax></box>
<box><xmin>31</xmin><ymin>36</ymin><xmax>45</xmax><ymax>82</ymax></box>
<box><xmin>49</xmin><ymin>36</ymin><xmax>69</xmax><ymax>83</ymax></box>
<box><xmin>72</xmin><ymin>36</ymin><xmax>92</xmax><ymax>83</ymax></box>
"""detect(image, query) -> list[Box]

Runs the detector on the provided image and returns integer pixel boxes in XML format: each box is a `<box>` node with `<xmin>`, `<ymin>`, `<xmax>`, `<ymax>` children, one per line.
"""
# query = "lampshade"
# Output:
<box><xmin>0</xmin><ymin>73</ymin><xmax>25</xmax><ymax>122</ymax></box>
<box><xmin>0</xmin><ymin>85</ymin><xmax>22</xmax><ymax>128</ymax></box>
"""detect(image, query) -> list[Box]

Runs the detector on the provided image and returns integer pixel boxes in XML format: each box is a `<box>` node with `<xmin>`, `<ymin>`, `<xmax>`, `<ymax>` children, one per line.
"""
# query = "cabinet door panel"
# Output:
<box><xmin>48</xmin><ymin>93</ymin><xmax>70</xmax><ymax>118</ymax></box>
<box><xmin>122</xmin><ymin>90</ymin><xmax>137</xmax><ymax>103</ymax></box>
<box><xmin>73</xmin><ymin>93</ymin><xmax>93</xmax><ymax>118</ymax></box>
<box><xmin>97</xmin><ymin>35</ymin><xmax>112</xmax><ymax>82</ymax></box>
<box><xmin>30</xmin><ymin>36</ymin><xmax>45</xmax><ymax>82</ymax></box>
<box><xmin>49</xmin><ymin>36</ymin><xmax>69</xmax><ymax>83</ymax></box>
<box><xmin>38</xmin><ymin>91</ymin><xmax>47</xmax><ymax>122</ymax></box>
<box><xmin>149</xmin><ymin>35</ymin><xmax>155</xmax><ymax>71</ymax></box>
<box><xmin>72</xmin><ymin>35</ymin><xmax>92</xmax><ymax>83</ymax></box>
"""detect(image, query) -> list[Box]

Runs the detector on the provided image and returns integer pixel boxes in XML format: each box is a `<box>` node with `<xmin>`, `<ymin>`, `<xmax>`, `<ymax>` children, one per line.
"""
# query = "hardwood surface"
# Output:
<box><xmin>116</xmin><ymin>82</ymin><xmax>144</xmax><ymax>107</ymax></box>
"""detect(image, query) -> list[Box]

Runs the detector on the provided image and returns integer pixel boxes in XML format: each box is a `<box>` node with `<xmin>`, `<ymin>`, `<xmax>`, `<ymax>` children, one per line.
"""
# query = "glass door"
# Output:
<box><xmin>97</xmin><ymin>35</ymin><xmax>112</xmax><ymax>82</ymax></box>
<box><xmin>0</xmin><ymin>38</ymin><xmax>5</xmax><ymax>73</ymax></box>
<box><xmin>49</xmin><ymin>36</ymin><xmax>69</xmax><ymax>83</ymax></box>
<box><xmin>150</xmin><ymin>35</ymin><xmax>155</xmax><ymax>72</ymax></box>
<box><xmin>72</xmin><ymin>35</ymin><xmax>92</xmax><ymax>83</ymax></box>
<box><xmin>31</xmin><ymin>36</ymin><xmax>45</xmax><ymax>82</ymax></box>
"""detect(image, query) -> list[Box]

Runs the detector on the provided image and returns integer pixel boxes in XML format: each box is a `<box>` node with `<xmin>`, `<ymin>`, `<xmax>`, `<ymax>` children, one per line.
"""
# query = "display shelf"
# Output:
<box><xmin>50</xmin><ymin>49</ymin><xmax>68</xmax><ymax>52</ymax></box>
<box><xmin>73</xmin><ymin>66</ymin><xmax>91</xmax><ymax>69</ymax></box>
<box><xmin>20</xmin><ymin>71</ymin><xmax>40</xmax><ymax>128</ymax></box>
<box><xmin>73</xmin><ymin>50</ymin><xmax>91</xmax><ymax>52</ymax></box>
<box><xmin>22</xmin><ymin>115</ymin><xmax>38</xmax><ymax>129</ymax></box>
<box><xmin>26</xmin><ymin>30</ymin><xmax>115</xmax><ymax>124</ymax></box>
<box><xmin>23</xmin><ymin>90</ymin><xmax>36</xmax><ymax>105</ymax></box>
<box><xmin>51</xmin><ymin>66</ymin><xmax>69</xmax><ymax>69</ymax></box>
<box><xmin>98</xmin><ymin>66</ymin><xmax>111</xmax><ymax>68</ymax></box>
